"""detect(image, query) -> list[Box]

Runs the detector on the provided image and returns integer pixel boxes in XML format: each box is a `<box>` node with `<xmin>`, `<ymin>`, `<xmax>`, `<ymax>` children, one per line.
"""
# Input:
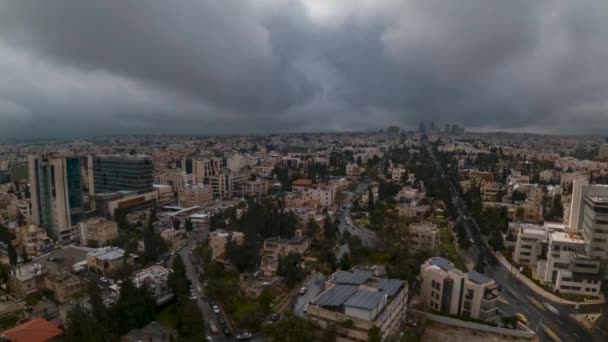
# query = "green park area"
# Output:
<box><xmin>11</xmin><ymin>165</ymin><xmax>28</xmax><ymax>182</ymax></box>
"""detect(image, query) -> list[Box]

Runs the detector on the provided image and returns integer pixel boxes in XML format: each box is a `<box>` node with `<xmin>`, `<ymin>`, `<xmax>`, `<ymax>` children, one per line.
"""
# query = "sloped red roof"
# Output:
<box><xmin>292</xmin><ymin>179</ymin><xmax>313</xmax><ymax>186</ymax></box>
<box><xmin>1</xmin><ymin>317</ymin><xmax>62</xmax><ymax>342</ymax></box>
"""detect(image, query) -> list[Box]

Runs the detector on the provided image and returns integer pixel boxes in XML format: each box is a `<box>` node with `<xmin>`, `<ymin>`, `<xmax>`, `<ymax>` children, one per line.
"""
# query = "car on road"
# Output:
<box><xmin>206</xmin><ymin>336</ymin><xmax>213</xmax><ymax>342</ymax></box>
<box><xmin>303</xmin><ymin>304</ymin><xmax>308</xmax><ymax>312</ymax></box>
<box><xmin>223</xmin><ymin>327</ymin><xmax>231</xmax><ymax>336</ymax></box>
<box><xmin>405</xmin><ymin>319</ymin><xmax>417</xmax><ymax>327</ymax></box>
<box><xmin>514</xmin><ymin>313</ymin><xmax>528</xmax><ymax>325</ymax></box>
<box><xmin>236</xmin><ymin>331</ymin><xmax>253</xmax><ymax>340</ymax></box>
<box><xmin>212</xmin><ymin>305</ymin><xmax>220</xmax><ymax>314</ymax></box>
<box><xmin>271</xmin><ymin>313</ymin><xmax>280</xmax><ymax>322</ymax></box>
<box><xmin>299</xmin><ymin>287</ymin><xmax>307</xmax><ymax>295</ymax></box>
<box><xmin>217</xmin><ymin>317</ymin><xmax>225</xmax><ymax>326</ymax></box>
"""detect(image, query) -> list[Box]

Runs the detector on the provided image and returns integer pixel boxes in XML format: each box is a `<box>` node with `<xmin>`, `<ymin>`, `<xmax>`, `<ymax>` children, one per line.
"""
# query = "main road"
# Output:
<box><xmin>425</xmin><ymin>142</ymin><xmax>604</xmax><ymax>342</ymax></box>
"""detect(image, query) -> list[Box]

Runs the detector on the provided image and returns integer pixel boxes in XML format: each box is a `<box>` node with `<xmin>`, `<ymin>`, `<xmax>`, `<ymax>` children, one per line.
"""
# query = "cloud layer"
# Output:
<box><xmin>1</xmin><ymin>0</ymin><xmax>608</xmax><ymax>139</ymax></box>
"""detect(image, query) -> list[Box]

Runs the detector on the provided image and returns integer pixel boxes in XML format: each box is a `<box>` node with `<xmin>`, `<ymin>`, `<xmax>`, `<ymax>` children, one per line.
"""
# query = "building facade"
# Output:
<box><xmin>420</xmin><ymin>257</ymin><xmax>499</xmax><ymax>321</ymax></box>
<box><xmin>90</xmin><ymin>154</ymin><xmax>154</xmax><ymax>194</ymax></box>
<box><xmin>28</xmin><ymin>154</ymin><xmax>84</xmax><ymax>241</ymax></box>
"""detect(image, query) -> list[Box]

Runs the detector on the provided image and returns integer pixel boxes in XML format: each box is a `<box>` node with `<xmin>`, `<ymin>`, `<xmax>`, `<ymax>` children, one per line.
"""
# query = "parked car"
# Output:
<box><xmin>206</xmin><ymin>336</ymin><xmax>213</xmax><ymax>342</ymax></box>
<box><xmin>271</xmin><ymin>313</ymin><xmax>280</xmax><ymax>322</ymax></box>
<box><xmin>236</xmin><ymin>331</ymin><xmax>252</xmax><ymax>340</ymax></box>
<box><xmin>299</xmin><ymin>287</ymin><xmax>307</xmax><ymax>295</ymax></box>
<box><xmin>212</xmin><ymin>305</ymin><xmax>220</xmax><ymax>314</ymax></box>
<box><xmin>223</xmin><ymin>327</ymin><xmax>231</xmax><ymax>336</ymax></box>
<box><xmin>217</xmin><ymin>317</ymin><xmax>225</xmax><ymax>326</ymax></box>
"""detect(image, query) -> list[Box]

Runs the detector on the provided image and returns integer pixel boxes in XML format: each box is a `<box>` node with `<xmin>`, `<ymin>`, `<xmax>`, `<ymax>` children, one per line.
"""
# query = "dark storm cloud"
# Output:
<box><xmin>1</xmin><ymin>0</ymin><xmax>608</xmax><ymax>139</ymax></box>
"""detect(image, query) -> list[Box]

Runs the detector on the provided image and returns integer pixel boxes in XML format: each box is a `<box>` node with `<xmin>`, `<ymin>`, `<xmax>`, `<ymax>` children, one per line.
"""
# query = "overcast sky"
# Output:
<box><xmin>1</xmin><ymin>0</ymin><xmax>608</xmax><ymax>139</ymax></box>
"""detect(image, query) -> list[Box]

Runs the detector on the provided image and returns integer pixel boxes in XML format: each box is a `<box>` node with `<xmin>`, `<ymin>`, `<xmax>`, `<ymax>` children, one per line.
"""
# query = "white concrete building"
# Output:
<box><xmin>420</xmin><ymin>257</ymin><xmax>499</xmax><ymax>322</ymax></box>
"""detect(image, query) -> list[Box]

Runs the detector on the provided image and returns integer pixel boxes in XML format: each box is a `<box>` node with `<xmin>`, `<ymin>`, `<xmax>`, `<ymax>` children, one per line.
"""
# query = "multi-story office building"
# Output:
<box><xmin>420</xmin><ymin>257</ymin><xmax>499</xmax><ymax>322</ymax></box>
<box><xmin>581</xmin><ymin>195</ymin><xmax>608</xmax><ymax>278</ymax></box>
<box><xmin>537</xmin><ymin>232</ymin><xmax>602</xmax><ymax>296</ymax></box>
<box><xmin>89</xmin><ymin>154</ymin><xmax>154</xmax><ymax>194</ymax></box>
<box><xmin>28</xmin><ymin>154</ymin><xmax>84</xmax><ymax>241</ymax></box>
<box><xmin>305</xmin><ymin>270</ymin><xmax>408</xmax><ymax>342</ymax></box>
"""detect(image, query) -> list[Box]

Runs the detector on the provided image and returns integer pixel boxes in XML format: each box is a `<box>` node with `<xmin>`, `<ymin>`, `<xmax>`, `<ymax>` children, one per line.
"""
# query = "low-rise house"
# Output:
<box><xmin>305</xmin><ymin>270</ymin><xmax>408</xmax><ymax>342</ymax></box>
<box><xmin>86</xmin><ymin>246</ymin><xmax>125</xmax><ymax>276</ymax></box>
<box><xmin>420</xmin><ymin>257</ymin><xmax>499</xmax><ymax>322</ymax></box>
<box><xmin>263</xmin><ymin>232</ymin><xmax>311</xmax><ymax>257</ymax></box>
<box><xmin>8</xmin><ymin>263</ymin><xmax>48</xmax><ymax>298</ymax></box>
<box><xmin>78</xmin><ymin>217</ymin><xmax>118</xmax><ymax>247</ymax></box>
<box><xmin>396</xmin><ymin>202</ymin><xmax>430</xmax><ymax>219</ymax></box>
<box><xmin>0</xmin><ymin>317</ymin><xmax>62</xmax><ymax>342</ymax></box>
<box><xmin>209</xmin><ymin>230</ymin><xmax>244</xmax><ymax>261</ymax></box>
<box><xmin>44</xmin><ymin>273</ymin><xmax>83</xmax><ymax>304</ymax></box>
<box><xmin>407</xmin><ymin>222</ymin><xmax>440</xmax><ymax>250</ymax></box>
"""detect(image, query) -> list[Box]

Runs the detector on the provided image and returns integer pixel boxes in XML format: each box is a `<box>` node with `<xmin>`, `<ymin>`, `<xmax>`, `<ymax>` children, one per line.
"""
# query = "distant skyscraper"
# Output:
<box><xmin>89</xmin><ymin>154</ymin><xmax>154</xmax><ymax>194</ymax></box>
<box><xmin>28</xmin><ymin>154</ymin><xmax>84</xmax><ymax>240</ymax></box>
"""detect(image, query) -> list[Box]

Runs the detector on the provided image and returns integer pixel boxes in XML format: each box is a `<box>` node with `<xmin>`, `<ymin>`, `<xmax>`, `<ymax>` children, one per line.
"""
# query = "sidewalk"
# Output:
<box><xmin>495</xmin><ymin>252</ymin><xmax>605</xmax><ymax>305</ymax></box>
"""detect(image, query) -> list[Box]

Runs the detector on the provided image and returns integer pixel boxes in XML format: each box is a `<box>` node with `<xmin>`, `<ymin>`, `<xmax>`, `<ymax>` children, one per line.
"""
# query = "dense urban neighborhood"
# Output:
<box><xmin>0</xmin><ymin>125</ymin><xmax>607</xmax><ymax>341</ymax></box>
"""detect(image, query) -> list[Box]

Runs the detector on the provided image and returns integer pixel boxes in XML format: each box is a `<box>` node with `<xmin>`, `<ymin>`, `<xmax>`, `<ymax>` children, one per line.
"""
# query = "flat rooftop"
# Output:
<box><xmin>551</xmin><ymin>232</ymin><xmax>584</xmax><ymax>244</ymax></box>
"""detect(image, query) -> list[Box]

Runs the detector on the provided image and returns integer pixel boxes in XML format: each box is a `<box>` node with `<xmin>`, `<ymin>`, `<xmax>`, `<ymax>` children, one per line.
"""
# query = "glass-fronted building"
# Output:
<box><xmin>91</xmin><ymin>155</ymin><xmax>154</xmax><ymax>194</ymax></box>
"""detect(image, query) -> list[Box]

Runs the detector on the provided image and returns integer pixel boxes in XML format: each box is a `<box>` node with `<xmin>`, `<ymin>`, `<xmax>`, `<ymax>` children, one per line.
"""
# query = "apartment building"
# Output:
<box><xmin>16</xmin><ymin>225</ymin><xmax>52</xmax><ymax>255</ymax></box>
<box><xmin>44</xmin><ymin>273</ymin><xmax>83</xmax><ymax>303</ymax></box>
<box><xmin>191</xmin><ymin>157</ymin><xmax>223</xmax><ymax>183</ymax></box>
<box><xmin>420</xmin><ymin>257</ymin><xmax>499</xmax><ymax>322</ymax></box>
<box><xmin>305</xmin><ymin>270</ymin><xmax>408</xmax><ymax>342</ymax></box>
<box><xmin>242</xmin><ymin>178</ymin><xmax>270</xmax><ymax>197</ymax></box>
<box><xmin>132</xmin><ymin>265</ymin><xmax>173</xmax><ymax>305</ymax></box>
<box><xmin>156</xmin><ymin>171</ymin><xmax>195</xmax><ymax>193</ymax></box>
<box><xmin>209</xmin><ymin>230</ymin><xmax>244</xmax><ymax>261</ymax></box>
<box><xmin>407</xmin><ymin>222</ymin><xmax>440</xmax><ymax>250</ymax></box>
<box><xmin>209</xmin><ymin>168</ymin><xmax>239</xmax><ymax>198</ymax></box>
<box><xmin>178</xmin><ymin>183</ymin><xmax>213</xmax><ymax>207</ymax></box>
<box><xmin>8</xmin><ymin>263</ymin><xmax>48</xmax><ymax>298</ymax></box>
<box><xmin>86</xmin><ymin>246</ymin><xmax>125</xmax><ymax>276</ymax></box>
<box><xmin>78</xmin><ymin>216</ymin><xmax>118</xmax><ymax>247</ymax></box>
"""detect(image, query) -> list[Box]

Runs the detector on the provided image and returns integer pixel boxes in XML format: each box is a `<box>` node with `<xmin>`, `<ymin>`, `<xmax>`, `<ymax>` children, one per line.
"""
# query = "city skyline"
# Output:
<box><xmin>1</xmin><ymin>1</ymin><xmax>608</xmax><ymax>139</ymax></box>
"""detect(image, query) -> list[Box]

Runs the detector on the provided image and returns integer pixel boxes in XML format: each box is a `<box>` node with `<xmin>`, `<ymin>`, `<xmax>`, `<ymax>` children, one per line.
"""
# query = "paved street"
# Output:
<box><xmin>425</xmin><ymin>143</ymin><xmax>605</xmax><ymax>342</ymax></box>
<box><xmin>293</xmin><ymin>272</ymin><xmax>326</xmax><ymax>316</ymax></box>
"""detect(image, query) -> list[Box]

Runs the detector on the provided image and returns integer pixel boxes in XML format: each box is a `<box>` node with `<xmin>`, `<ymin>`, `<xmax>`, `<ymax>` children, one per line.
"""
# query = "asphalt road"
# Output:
<box><xmin>425</xmin><ymin>143</ymin><xmax>606</xmax><ymax>342</ymax></box>
<box><xmin>293</xmin><ymin>272</ymin><xmax>326</xmax><ymax>316</ymax></box>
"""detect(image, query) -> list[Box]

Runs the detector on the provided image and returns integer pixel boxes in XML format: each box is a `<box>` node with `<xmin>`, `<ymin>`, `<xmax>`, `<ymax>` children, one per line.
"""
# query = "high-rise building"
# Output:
<box><xmin>582</xmin><ymin>195</ymin><xmax>608</xmax><ymax>261</ymax></box>
<box><xmin>28</xmin><ymin>154</ymin><xmax>84</xmax><ymax>240</ymax></box>
<box><xmin>89</xmin><ymin>154</ymin><xmax>153</xmax><ymax>194</ymax></box>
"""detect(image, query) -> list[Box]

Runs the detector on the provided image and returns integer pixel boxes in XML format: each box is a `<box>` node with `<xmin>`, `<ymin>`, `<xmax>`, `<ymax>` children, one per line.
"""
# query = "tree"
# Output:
<box><xmin>367</xmin><ymin>325</ymin><xmax>383</xmax><ymax>342</ymax></box>
<box><xmin>143</xmin><ymin>219</ymin><xmax>158</xmax><ymax>262</ymax></box>
<box><xmin>110</xmin><ymin>280</ymin><xmax>156</xmax><ymax>336</ymax></box>
<box><xmin>262</xmin><ymin>311</ymin><xmax>315</xmax><ymax>341</ymax></box>
<box><xmin>185</xmin><ymin>219</ymin><xmax>194</xmax><ymax>232</ymax></box>
<box><xmin>306</xmin><ymin>219</ymin><xmax>319</xmax><ymax>238</ymax></box>
<box><xmin>225</xmin><ymin>234</ymin><xmax>260</xmax><ymax>272</ymax></box>
<box><xmin>7</xmin><ymin>242</ymin><xmax>17</xmax><ymax>266</ymax></box>
<box><xmin>339</xmin><ymin>252</ymin><xmax>352</xmax><ymax>271</ymax></box>
<box><xmin>63</xmin><ymin>305</ymin><xmax>112</xmax><ymax>342</ymax></box>
<box><xmin>278</xmin><ymin>253</ymin><xmax>305</xmax><ymax>289</ymax></box>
